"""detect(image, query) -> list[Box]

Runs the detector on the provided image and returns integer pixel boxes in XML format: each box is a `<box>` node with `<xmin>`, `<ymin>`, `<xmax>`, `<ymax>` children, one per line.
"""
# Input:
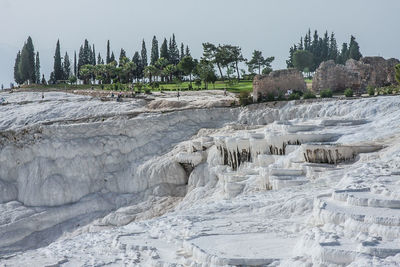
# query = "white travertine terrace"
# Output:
<box><xmin>1</xmin><ymin>91</ymin><xmax>400</xmax><ymax>266</ymax></box>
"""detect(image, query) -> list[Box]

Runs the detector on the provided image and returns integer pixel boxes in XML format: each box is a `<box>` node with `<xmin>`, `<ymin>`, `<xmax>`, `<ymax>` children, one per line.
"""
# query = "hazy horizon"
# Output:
<box><xmin>1</xmin><ymin>0</ymin><xmax>399</xmax><ymax>87</ymax></box>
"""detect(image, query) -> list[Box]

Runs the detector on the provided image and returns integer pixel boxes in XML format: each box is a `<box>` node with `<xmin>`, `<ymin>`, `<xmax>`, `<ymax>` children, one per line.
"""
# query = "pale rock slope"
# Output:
<box><xmin>1</xmin><ymin>91</ymin><xmax>400</xmax><ymax>266</ymax></box>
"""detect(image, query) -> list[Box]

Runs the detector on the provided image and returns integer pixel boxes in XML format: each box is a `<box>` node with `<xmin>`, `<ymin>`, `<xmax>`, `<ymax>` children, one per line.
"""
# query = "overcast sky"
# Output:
<box><xmin>0</xmin><ymin>0</ymin><xmax>399</xmax><ymax>87</ymax></box>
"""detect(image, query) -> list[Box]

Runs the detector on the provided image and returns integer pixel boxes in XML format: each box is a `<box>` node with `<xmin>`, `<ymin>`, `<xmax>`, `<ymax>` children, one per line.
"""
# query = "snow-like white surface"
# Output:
<box><xmin>1</xmin><ymin>92</ymin><xmax>400</xmax><ymax>266</ymax></box>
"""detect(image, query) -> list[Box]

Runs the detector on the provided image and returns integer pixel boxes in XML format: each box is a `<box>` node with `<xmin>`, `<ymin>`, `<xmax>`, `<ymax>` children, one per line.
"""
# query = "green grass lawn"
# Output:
<box><xmin>21</xmin><ymin>80</ymin><xmax>254</xmax><ymax>93</ymax></box>
<box><xmin>157</xmin><ymin>80</ymin><xmax>253</xmax><ymax>93</ymax></box>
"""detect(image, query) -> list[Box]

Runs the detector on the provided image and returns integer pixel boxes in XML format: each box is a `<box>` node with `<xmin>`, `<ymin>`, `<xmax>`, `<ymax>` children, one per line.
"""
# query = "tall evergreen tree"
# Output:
<box><xmin>160</xmin><ymin>38</ymin><xmax>169</xmax><ymax>62</ymax></box>
<box><xmin>14</xmin><ymin>51</ymin><xmax>23</xmax><ymax>84</ymax></box>
<box><xmin>304</xmin><ymin>32</ymin><xmax>310</xmax><ymax>51</ymax></box>
<box><xmin>83</xmin><ymin>39</ymin><xmax>91</xmax><ymax>65</ymax></box>
<box><xmin>150</xmin><ymin>36</ymin><xmax>159</xmax><ymax>65</ymax></box>
<box><xmin>53</xmin><ymin>40</ymin><xmax>63</xmax><ymax>81</ymax></box>
<box><xmin>92</xmin><ymin>44</ymin><xmax>96</xmax><ymax>65</ymax></box>
<box><xmin>25</xmin><ymin>36</ymin><xmax>36</xmax><ymax>83</ymax></box>
<box><xmin>106</xmin><ymin>40</ymin><xmax>111</xmax><ymax>64</ymax></box>
<box><xmin>18</xmin><ymin>37</ymin><xmax>36</xmax><ymax>84</ymax></box>
<box><xmin>328</xmin><ymin>32</ymin><xmax>338</xmax><ymax>61</ymax></box>
<box><xmin>306</xmin><ymin>29</ymin><xmax>312</xmax><ymax>50</ymax></box>
<box><xmin>348</xmin><ymin>36</ymin><xmax>362</xmax><ymax>60</ymax></box>
<box><xmin>298</xmin><ymin>37</ymin><xmax>304</xmax><ymax>50</ymax></box>
<box><xmin>168</xmin><ymin>34</ymin><xmax>180</xmax><ymax>65</ymax></box>
<box><xmin>63</xmin><ymin>52</ymin><xmax>71</xmax><ymax>80</ymax></box>
<box><xmin>35</xmin><ymin>52</ymin><xmax>40</xmax><ymax>83</ymax></box>
<box><xmin>74</xmin><ymin>51</ymin><xmax>77</xmax><ymax>76</ymax></box>
<box><xmin>185</xmin><ymin>45</ymin><xmax>191</xmax><ymax>57</ymax></box>
<box><xmin>338</xmin><ymin>43</ymin><xmax>349</xmax><ymax>64</ymax></box>
<box><xmin>180</xmin><ymin>43</ymin><xmax>185</xmax><ymax>60</ymax></box>
<box><xmin>141</xmin><ymin>39</ymin><xmax>148</xmax><ymax>67</ymax></box>
<box><xmin>77</xmin><ymin>46</ymin><xmax>84</xmax><ymax>78</ymax></box>
<box><xmin>286</xmin><ymin>45</ymin><xmax>297</xmax><ymax>68</ymax></box>
<box><xmin>110</xmin><ymin>52</ymin><xmax>116</xmax><ymax>63</ymax></box>
<box><xmin>132</xmin><ymin>51</ymin><xmax>142</xmax><ymax>81</ymax></box>
<box><xmin>119</xmin><ymin>48</ymin><xmax>127</xmax><ymax>66</ymax></box>
<box><xmin>97</xmin><ymin>53</ymin><xmax>103</xmax><ymax>65</ymax></box>
<box><xmin>321</xmin><ymin>31</ymin><xmax>329</xmax><ymax>62</ymax></box>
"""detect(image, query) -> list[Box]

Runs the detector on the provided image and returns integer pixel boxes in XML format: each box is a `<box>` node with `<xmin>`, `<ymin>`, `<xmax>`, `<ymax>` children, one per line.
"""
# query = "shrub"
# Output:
<box><xmin>194</xmin><ymin>80</ymin><xmax>202</xmax><ymax>89</ymax></box>
<box><xmin>288</xmin><ymin>93</ymin><xmax>301</xmax><ymax>101</ymax></box>
<box><xmin>344</xmin><ymin>88</ymin><xmax>353</xmax><ymax>97</ymax></box>
<box><xmin>188</xmin><ymin>83</ymin><xmax>193</xmax><ymax>90</ymax></box>
<box><xmin>320</xmin><ymin>89</ymin><xmax>333</xmax><ymax>98</ymax></box>
<box><xmin>367</xmin><ymin>86</ymin><xmax>375</xmax><ymax>96</ymax></box>
<box><xmin>395</xmin><ymin>64</ymin><xmax>400</xmax><ymax>84</ymax></box>
<box><xmin>135</xmin><ymin>82</ymin><xmax>143</xmax><ymax>93</ymax></box>
<box><xmin>277</xmin><ymin>91</ymin><xmax>285</xmax><ymax>101</ymax></box>
<box><xmin>145</xmin><ymin>88</ymin><xmax>151</xmax><ymax>94</ymax></box>
<box><xmin>266</xmin><ymin>92</ymin><xmax>275</xmax><ymax>102</ymax></box>
<box><xmin>239</xmin><ymin>91</ymin><xmax>252</xmax><ymax>106</ymax></box>
<box><xmin>303</xmin><ymin>90</ymin><xmax>316</xmax><ymax>99</ymax></box>
<box><xmin>386</xmin><ymin>87</ymin><xmax>393</xmax><ymax>95</ymax></box>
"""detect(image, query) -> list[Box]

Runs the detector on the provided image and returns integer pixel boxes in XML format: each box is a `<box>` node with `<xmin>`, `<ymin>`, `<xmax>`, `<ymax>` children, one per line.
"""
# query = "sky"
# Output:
<box><xmin>0</xmin><ymin>0</ymin><xmax>399</xmax><ymax>87</ymax></box>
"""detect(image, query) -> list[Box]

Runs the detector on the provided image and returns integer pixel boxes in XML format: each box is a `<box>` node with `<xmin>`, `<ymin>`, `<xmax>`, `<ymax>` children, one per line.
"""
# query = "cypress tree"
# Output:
<box><xmin>25</xmin><ymin>37</ymin><xmax>36</xmax><ymax>83</ymax></box>
<box><xmin>19</xmin><ymin>45</ymin><xmax>29</xmax><ymax>83</ymax></box>
<box><xmin>132</xmin><ymin>51</ymin><xmax>142</xmax><ymax>81</ymax></box>
<box><xmin>338</xmin><ymin>43</ymin><xmax>349</xmax><ymax>64</ymax></box>
<box><xmin>160</xmin><ymin>38</ymin><xmax>169</xmax><ymax>62</ymax></box>
<box><xmin>321</xmin><ymin>31</ymin><xmax>329</xmax><ymax>62</ymax></box>
<box><xmin>328</xmin><ymin>32</ymin><xmax>338</xmax><ymax>61</ymax></box>
<box><xmin>298</xmin><ymin>37</ymin><xmax>304</xmax><ymax>50</ymax></box>
<box><xmin>74</xmin><ymin>51</ymin><xmax>77</xmax><ymax>76</ymax></box>
<box><xmin>35</xmin><ymin>52</ymin><xmax>40</xmax><ymax>83</ymax></box>
<box><xmin>53</xmin><ymin>40</ymin><xmax>63</xmax><ymax>81</ymax></box>
<box><xmin>180</xmin><ymin>43</ymin><xmax>185</xmax><ymax>60</ymax></box>
<box><xmin>77</xmin><ymin>46</ymin><xmax>84</xmax><ymax>78</ymax></box>
<box><xmin>150</xmin><ymin>36</ymin><xmax>159</xmax><ymax>65</ymax></box>
<box><xmin>110</xmin><ymin>52</ymin><xmax>116</xmax><ymax>63</ymax></box>
<box><xmin>63</xmin><ymin>52</ymin><xmax>71</xmax><ymax>80</ymax></box>
<box><xmin>83</xmin><ymin>39</ymin><xmax>91</xmax><ymax>65</ymax></box>
<box><xmin>18</xmin><ymin>37</ymin><xmax>36</xmax><ymax>84</ymax></box>
<box><xmin>311</xmin><ymin>30</ymin><xmax>319</xmax><ymax>55</ymax></box>
<box><xmin>185</xmin><ymin>45</ymin><xmax>191</xmax><ymax>57</ymax></box>
<box><xmin>14</xmin><ymin>51</ymin><xmax>23</xmax><ymax>84</ymax></box>
<box><xmin>286</xmin><ymin>45</ymin><xmax>297</xmax><ymax>68</ymax></box>
<box><xmin>119</xmin><ymin>48</ymin><xmax>127</xmax><ymax>66</ymax></box>
<box><xmin>304</xmin><ymin>33</ymin><xmax>309</xmax><ymax>51</ymax></box>
<box><xmin>168</xmin><ymin>34</ymin><xmax>179</xmax><ymax>65</ymax></box>
<box><xmin>106</xmin><ymin>40</ymin><xmax>111</xmax><ymax>64</ymax></box>
<box><xmin>97</xmin><ymin>53</ymin><xmax>103</xmax><ymax>65</ymax></box>
<box><xmin>348</xmin><ymin>36</ymin><xmax>362</xmax><ymax>60</ymax></box>
<box><xmin>141</xmin><ymin>40</ymin><xmax>148</xmax><ymax>67</ymax></box>
<box><xmin>306</xmin><ymin>29</ymin><xmax>312</xmax><ymax>51</ymax></box>
<box><xmin>92</xmin><ymin>44</ymin><xmax>96</xmax><ymax>65</ymax></box>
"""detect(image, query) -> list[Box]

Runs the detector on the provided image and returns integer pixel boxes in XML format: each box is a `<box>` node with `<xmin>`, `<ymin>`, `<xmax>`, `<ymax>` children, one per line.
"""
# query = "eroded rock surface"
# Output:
<box><xmin>253</xmin><ymin>69</ymin><xmax>306</xmax><ymax>102</ymax></box>
<box><xmin>312</xmin><ymin>56</ymin><xmax>400</xmax><ymax>92</ymax></box>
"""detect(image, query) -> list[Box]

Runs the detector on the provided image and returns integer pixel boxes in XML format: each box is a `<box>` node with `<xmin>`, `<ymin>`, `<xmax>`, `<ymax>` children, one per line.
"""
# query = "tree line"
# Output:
<box><xmin>13</xmin><ymin>34</ymin><xmax>277</xmax><ymax>88</ymax></box>
<box><xmin>287</xmin><ymin>29</ymin><xmax>362</xmax><ymax>73</ymax></box>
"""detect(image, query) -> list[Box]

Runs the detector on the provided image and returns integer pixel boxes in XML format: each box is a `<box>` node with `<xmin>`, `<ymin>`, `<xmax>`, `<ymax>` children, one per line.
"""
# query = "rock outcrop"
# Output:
<box><xmin>312</xmin><ymin>57</ymin><xmax>400</xmax><ymax>92</ymax></box>
<box><xmin>253</xmin><ymin>69</ymin><xmax>306</xmax><ymax>102</ymax></box>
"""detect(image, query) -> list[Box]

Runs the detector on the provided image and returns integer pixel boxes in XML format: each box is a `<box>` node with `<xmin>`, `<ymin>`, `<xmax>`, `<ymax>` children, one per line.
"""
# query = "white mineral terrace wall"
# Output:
<box><xmin>1</xmin><ymin>96</ymin><xmax>400</xmax><ymax>207</ymax></box>
<box><xmin>0</xmin><ymin>108</ymin><xmax>239</xmax><ymax>206</ymax></box>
